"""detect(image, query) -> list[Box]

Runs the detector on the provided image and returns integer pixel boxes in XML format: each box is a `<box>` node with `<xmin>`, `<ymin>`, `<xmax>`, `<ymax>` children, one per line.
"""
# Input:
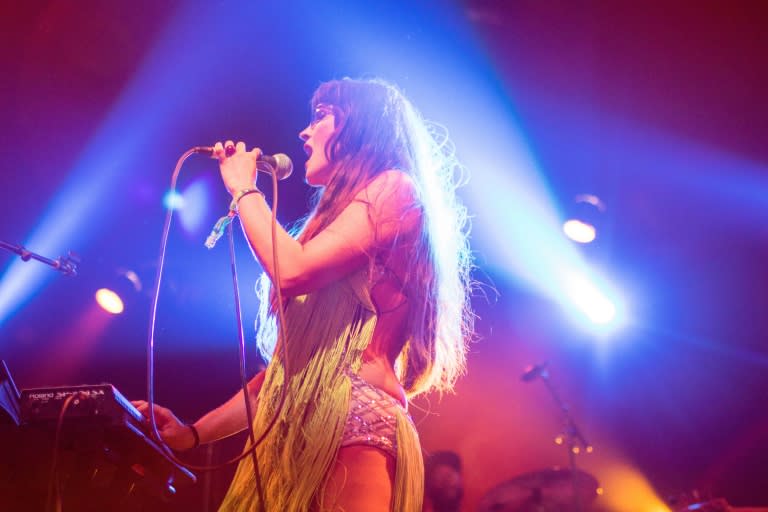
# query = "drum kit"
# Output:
<box><xmin>477</xmin><ymin>467</ymin><xmax>600</xmax><ymax>512</ymax></box>
<box><xmin>477</xmin><ymin>362</ymin><xmax>601</xmax><ymax>512</ymax></box>
<box><xmin>474</xmin><ymin>363</ymin><xmax>765</xmax><ymax>512</ymax></box>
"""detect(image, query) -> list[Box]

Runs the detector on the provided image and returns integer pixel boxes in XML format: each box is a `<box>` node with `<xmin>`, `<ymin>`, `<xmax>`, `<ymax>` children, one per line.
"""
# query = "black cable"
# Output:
<box><xmin>46</xmin><ymin>393</ymin><xmax>81</xmax><ymax>512</ymax></box>
<box><xmin>223</xmin><ymin>158</ymin><xmax>293</xmax><ymax>509</ymax></box>
<box><xmin>145</xmin><ymin>147</ymin><xmax>194</xmax><ymax>459</ymax></box>
<box><xmin>226</xmin><ymin>217</ymin><xmax>264</xmax><ymax>506</ymax></box>
<box><xmin>143</xmin><ymin>147</ymin><xmax>291</xmax><ymax>482</ymax></box>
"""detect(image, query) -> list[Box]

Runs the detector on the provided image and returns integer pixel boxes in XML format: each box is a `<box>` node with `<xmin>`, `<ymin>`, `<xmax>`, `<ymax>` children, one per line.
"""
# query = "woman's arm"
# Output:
<box><xmin>216</xmin><ymin>142</ymin><xmax>420</xmax><ymax>296</ymax></box>
<box><xmin>191</xmin><ymin>370</ymin><xmax>265</xmax><ymax>445</ymax></box>
<box><xmin>236</xmin><ymin>169</ymin><xmax>420</xmax><ymax>296</ymax></box>
<box><xmin>132</xmin><ymin>370</ymin><xmax>265</xmax><ymax>451</ymax></box>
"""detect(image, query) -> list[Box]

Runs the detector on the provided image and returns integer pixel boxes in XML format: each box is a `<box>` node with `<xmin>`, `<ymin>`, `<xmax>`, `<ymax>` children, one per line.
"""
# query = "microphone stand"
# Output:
<box><xmin>525</xmin><ymin>363</ymin><xmax>592</xmax><ymax>512</ymax></box>
<box><xmin>0</xmin><ymin>240</ymin><xmax>79</xmax><ymax>276</ymax></box>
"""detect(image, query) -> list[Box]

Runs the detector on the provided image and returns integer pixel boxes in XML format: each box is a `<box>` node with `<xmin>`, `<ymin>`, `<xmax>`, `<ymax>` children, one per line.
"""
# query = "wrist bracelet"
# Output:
<box><xmin>230</xmin><ymin>188</ymin><xmax>264</xmax><ymax>212</ymax></box>
<box><xmin>205</xmin><ymin>188</ymin><xmax>264</xmax><ymax>250</ymax></box>
<box><xmin>188</xmin><ymin>423</ymin><xmax>200</xmax><ymax>449</ymax></box>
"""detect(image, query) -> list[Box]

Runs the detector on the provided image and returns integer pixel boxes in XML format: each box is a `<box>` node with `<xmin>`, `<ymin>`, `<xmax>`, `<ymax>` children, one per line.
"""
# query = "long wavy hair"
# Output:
<box><xmin>260</xmin><ymin>78</ymin><xmax>473</xmax><ymax>397</ymax></box>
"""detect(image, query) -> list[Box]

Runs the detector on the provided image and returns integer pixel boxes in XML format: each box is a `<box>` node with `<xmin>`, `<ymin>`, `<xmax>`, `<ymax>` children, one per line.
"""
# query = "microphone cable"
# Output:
<box><xmin>143</xmin><ymin>146</ymin><xmax>291</xmax><ymax>509</ymax></box>
<box><xmin>46</xmin><ymin>392</ymin><xmax>83</xmax><ymax>512</ymax></box>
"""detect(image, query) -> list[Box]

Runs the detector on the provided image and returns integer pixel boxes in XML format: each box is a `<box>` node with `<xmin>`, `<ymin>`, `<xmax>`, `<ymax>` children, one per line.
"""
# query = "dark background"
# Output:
<box><xmin>1</xmin><ymin>1</ymin><xmax>767</xmax><ymax>510</ymax></box>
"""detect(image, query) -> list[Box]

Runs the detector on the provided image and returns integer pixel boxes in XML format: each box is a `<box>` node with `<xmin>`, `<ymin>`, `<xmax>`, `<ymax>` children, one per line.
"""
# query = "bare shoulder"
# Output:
<box><xmin>367</xmin><ymin>169</ymin><xmax>417</xmax><ymax>194</ymax></box>
<box><xmin>353</xmin><ymin>169</ymin><xmax>421</xmax><ymax>245</ymax></box>
<box><xmin>356</xmin><ymin>170</ymin><xmax>419</xmax><ymax>215</ymax></box>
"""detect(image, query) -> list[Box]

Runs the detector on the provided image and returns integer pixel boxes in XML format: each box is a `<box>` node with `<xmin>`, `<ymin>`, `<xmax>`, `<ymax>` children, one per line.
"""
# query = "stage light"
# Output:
<box><xmin>163</xmin><ymin>189</ymin><xmax>185</xmax><ymax>210</ymax></box>
<box><xmin>559</xmin><ymin>267</ymin><xmax>627</xmax><ymax>337</ymax></box>
<box><xmin>563</xmin><ymin>194</ymin><xmax>606</xmax><ymax>244</ymax></box>
<box><xmin>591</xmin><ymin>461</ymin><xmax>670</xmax><ymax>512</ymax></box>
<box><xmin>563</xmin><ymin>219</ymin><xmax>596</xmax><ymax>244</ymax></box>
<box><xmin>565</xmin><ymin>272</ymin><xmax>615</xmax><ymax>324</ymax></box>
<box><xmin>95</xmin><ymin>288</ymin><xmax>124</xmax><ymax>314</ymax></box>
<box><xmin>176</xmin><ymin>179</ymin><xmax>211</xmax><ymax>236</ymax></box>
<box><xmin>95</xmin><ymin>269</ymin><xmax>142</xmax><ymax>315</ymax></box>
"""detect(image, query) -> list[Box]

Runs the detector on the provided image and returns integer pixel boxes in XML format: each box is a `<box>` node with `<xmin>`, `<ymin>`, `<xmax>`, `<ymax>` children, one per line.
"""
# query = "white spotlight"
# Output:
<box><xmin>563</xmin><ymin>219</ymin><xmax>597</xmax><ymax>244</ymax></box>
<box><xmin>563</xmin><ymin>270</ymin><xmax>624</xmax><ymax>330</ymax></box>
<box><xmin>563</xmin><ymin>194</ymin><xmax>606</xmax><ymax>244</ymax></box>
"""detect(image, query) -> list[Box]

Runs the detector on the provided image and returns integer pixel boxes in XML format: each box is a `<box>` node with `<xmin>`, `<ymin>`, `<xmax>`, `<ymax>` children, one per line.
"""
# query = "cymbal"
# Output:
<box><xmin>477</xmin><ymin>468</ymin><xmax>599</xmax><ymax>512</ymax></box>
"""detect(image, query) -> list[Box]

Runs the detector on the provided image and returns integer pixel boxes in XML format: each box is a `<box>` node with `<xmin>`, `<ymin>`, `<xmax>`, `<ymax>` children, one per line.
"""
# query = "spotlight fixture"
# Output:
<box><xmin>95</xmin><ymin>269</ymin><xmax>142</xmax><ymax>315</ymax></box>
<box><xmin>563</xmin><ymin>194</ymin><xmax>606</xmax><ymax>244</ymax></box>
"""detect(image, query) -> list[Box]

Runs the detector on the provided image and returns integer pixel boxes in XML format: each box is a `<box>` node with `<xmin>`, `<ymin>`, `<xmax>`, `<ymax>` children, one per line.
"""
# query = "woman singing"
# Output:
<box><xmin>134</xmin><ymin>77</ymin><xmax>473</xmax><ymax>511</ymax></box>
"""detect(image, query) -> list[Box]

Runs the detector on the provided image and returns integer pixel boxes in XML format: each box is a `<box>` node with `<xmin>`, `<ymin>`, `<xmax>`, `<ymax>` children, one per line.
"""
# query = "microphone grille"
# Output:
<box><xmin>272</xmin><ymin>153</ymin><xmax>293</xmax><ymax>181</ymax></box>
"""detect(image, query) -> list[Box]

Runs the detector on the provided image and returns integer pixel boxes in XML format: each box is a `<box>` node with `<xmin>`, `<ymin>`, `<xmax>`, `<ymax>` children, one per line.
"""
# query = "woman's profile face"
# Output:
<box><xmin>299</xmin><ymin>104</ymin><xmax>338</xmax><ymax>186</ymax></box>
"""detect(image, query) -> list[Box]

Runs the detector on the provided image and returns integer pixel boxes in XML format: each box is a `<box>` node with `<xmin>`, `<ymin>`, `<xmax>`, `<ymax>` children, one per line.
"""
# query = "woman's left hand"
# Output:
<box><xmin>213</xmin><ymin>140</ymin><xmax>262</xmax><ymax>196</ymax></box>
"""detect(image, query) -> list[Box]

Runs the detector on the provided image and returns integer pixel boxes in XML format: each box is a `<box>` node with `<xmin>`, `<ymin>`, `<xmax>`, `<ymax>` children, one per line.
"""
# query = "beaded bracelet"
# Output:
<box><xmin>230</xmin><ymin>187</ymin><xmax>264</xmax><ymax>212</ymax></box>
<box><xmin>205</xmin><ymin>188</ymin><xmax>264</xmax><ymax>249</ymax></box>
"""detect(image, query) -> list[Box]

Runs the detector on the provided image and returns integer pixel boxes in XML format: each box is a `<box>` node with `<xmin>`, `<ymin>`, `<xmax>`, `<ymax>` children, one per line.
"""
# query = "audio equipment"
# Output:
<box><xmin>0</xmin><ymin>364</ymin><xmax>196</xmax><ymax>512</ymax></box>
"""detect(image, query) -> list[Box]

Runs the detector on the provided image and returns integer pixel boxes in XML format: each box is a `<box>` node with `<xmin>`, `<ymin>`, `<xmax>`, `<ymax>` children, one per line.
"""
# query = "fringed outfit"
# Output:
<box><xmin>218</xmin><ymin>269</ymin><xmax>423</xmax><ymax>511</ymax></box>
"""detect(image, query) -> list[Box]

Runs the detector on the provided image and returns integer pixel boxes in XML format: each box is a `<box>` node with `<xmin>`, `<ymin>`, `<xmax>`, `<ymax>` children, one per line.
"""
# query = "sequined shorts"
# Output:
<box><xmin>340</xmin><ymin>372</ymin><xmax>408</xmax><ymax>458</ymax></box>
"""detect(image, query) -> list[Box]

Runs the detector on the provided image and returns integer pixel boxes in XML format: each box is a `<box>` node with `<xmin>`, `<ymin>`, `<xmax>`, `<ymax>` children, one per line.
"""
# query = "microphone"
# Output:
<box><xmin>193</xmin><ymin>146</ymin><xmax>293</xmax><ymax>181</ymax></box>
<box><xmin>521</xmin><ymin>361</ymin><xmax>549</xmax><ymax>382</ymax></box>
